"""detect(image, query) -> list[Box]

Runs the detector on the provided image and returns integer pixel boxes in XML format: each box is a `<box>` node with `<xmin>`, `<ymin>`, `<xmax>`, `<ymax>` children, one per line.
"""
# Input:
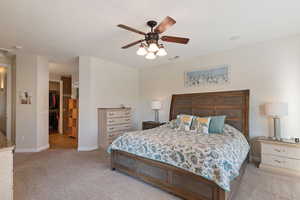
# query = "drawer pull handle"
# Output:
<box><xmin>125</xmin><ymin>119</ymin><xmax>130</xmax><ymax>121</ymax></box>
<box><xmin>274</xmin><ymin>160</ymin><xmax>284</xmax><ymax>164</ymax></box>
<box><xmin>274</xmin><ymin>149</ymin><xmax>281</xmax><ymax>152</ymax></box>
<box><xmin>109</xmin><ymin>127</ymin><xmax>114</xmax><ymax>130</ymax></box>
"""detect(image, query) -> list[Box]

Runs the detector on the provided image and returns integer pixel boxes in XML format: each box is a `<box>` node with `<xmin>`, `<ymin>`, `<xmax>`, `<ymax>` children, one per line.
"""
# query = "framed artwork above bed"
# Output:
<box><xmin>184</xmin><ymin>65</ymin><xmax>230</xmax><ymax>87</ymax></box>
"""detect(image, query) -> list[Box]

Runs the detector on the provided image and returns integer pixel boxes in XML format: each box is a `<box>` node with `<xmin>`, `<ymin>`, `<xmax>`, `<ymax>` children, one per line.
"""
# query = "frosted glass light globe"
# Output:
<box><xmin>145</xmin><ymin>52</ymin><xmax>156</xmax><ymax>60</ymax></box>
<box><xmin>157</xmin><ymin>47</ymin><xmax>167</xmax><ymax>56</ymax></box>
<box><xmin>136</xmin><ymin>45</ymin><xmax>147</xmax><ymax>56</ymax></box>
<box><xmin>148</xmin><ymin>43</ymin><xmax>159</xmax><ymax>52</ymax></box>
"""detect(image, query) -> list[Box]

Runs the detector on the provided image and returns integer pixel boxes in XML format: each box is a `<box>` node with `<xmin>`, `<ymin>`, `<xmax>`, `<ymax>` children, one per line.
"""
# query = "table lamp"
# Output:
<box><xmin>265</xmin><ymin>102</ymin><xmax>288</xmax><ymax>140</ymax></box>
<box><xmin>151</xmin><ymin>101</ymin><xmax>162</xmax><ymax>122</ymax></box>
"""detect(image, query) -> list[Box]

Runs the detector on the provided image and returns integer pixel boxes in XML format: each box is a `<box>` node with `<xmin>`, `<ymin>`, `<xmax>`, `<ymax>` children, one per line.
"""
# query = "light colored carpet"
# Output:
<box><xmin>14</xmin><ymin>150</ymin><xmax>300</xmax><ymax>200</ymax></box>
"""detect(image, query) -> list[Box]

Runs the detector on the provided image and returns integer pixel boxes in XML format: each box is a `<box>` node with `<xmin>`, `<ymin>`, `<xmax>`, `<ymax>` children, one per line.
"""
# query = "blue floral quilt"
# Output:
<box><xmin>108</xmin><ymin>124</ymin><xmax>250</xmax><ymax>191</ymax></box>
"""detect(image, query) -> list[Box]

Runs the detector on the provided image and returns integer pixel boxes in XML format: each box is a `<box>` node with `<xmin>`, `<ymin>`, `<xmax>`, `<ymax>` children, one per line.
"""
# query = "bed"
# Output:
<box><xmin>109</xmin><ymin>90</ymin><xmax>250</xmax><ymax>200</ymax></box>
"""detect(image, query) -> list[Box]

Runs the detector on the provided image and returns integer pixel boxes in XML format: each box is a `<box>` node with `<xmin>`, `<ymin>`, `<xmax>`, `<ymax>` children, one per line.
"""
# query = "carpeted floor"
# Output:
<box><xmin>14</xmin><ymin>149</ymin><xmax>300</xmax><ymax>200</ymax></box>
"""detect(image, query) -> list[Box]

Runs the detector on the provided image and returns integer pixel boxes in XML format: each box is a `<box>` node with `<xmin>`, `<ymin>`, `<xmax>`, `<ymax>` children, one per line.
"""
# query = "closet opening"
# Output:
<box><xmin>49</xmin><ymin>61</ymin><xmax>79</xmax><ymax>149</ymax></box>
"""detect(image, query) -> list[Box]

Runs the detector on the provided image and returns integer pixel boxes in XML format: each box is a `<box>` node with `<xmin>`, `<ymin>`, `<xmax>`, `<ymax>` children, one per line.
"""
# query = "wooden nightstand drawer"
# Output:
<box><xmin>262</xmin><ymin>154</ymin><xmax>286</xmax><ymax>168</ymax></box>
<box><xmin>259</xmin><ymin>139</ymin><xmax>300</xmax><ymax>176</ymax></box>
<box><xmin>262</xmin><ymin>143</ymin><xmax>300</xmax><ymax>159</ymax></box>
<box><xmin>262</xmin><ymin>143</ymin><xmax>287</xmax><ymax>157</ymax></box>
<box><xmin>262</xmin><ymin>154</ymin><xmax>300</xmax><ymax>172</ymax></box>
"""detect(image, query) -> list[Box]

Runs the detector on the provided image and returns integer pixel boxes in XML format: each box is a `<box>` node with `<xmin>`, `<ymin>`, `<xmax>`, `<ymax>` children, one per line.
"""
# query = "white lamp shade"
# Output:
<box><xmin>265</xmin><ymin>103</ymin><xmax>288</xmax><ymax>117</ymax></box>
<box><xmin>151</xmin><ymin>101</ymin><xmax>162</xmax><ymax>110</ymax></box>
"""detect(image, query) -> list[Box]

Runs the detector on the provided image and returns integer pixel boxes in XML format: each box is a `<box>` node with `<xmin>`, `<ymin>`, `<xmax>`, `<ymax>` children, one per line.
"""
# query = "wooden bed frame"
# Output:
<box><xmin>111</xmin><ymin>90</ymin><xmax>250</xmax><ymax>200</ymax></box>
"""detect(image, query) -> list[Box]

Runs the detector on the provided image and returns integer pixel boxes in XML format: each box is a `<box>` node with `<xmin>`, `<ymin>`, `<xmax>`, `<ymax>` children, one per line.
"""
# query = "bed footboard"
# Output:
<box><xmin>111</xmin><ymin>150</ymin><xmax>247</xmax><ymax>200</ymax></box>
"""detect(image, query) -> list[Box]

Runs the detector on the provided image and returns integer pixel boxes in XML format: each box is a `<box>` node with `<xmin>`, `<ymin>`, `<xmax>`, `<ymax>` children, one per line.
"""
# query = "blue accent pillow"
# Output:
<box><xmin>209</xmin><ymin>115</ymin><xmax>226</xmax><ymax>134</ymax></box>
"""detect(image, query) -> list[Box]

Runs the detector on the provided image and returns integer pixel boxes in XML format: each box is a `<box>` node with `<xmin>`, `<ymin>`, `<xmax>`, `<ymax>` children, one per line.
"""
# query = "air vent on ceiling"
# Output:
<box><xmin>168</xmin><ymin>56</ymin><xmax>180</xmax><ymax>61</ymax></box>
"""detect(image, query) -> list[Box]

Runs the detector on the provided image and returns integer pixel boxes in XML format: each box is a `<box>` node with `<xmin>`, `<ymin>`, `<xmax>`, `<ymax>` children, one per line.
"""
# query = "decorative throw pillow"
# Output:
<box><xmin>191</xmin><ymin>117</ymin><xmax>211</xmax><ymax>134</ymax></box>
<box><xmin>169</xmin><ymin>119</ymin><xmax>180</xmax><ymax>129</ymax></box>
<box><xmin>209</xmin><ymin>115</ymin><xmax>226</xmax><ymax>134</ymax></box>
<box><xmin>176</xmin><ymin>114</ymin><xmax>194</xmax><ymax>131</ymax></box>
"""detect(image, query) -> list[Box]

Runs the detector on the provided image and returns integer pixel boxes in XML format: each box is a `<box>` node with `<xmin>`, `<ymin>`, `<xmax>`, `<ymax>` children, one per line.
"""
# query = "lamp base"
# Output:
<box><xmin>154</xmin><ymin>110</ymin><xmax>159</xmax><ymax>123</ymax></box>
<box><xmin>273</xmin><ymin>117</ymin><xmax>281</xmax><ymax>140</ymax></box>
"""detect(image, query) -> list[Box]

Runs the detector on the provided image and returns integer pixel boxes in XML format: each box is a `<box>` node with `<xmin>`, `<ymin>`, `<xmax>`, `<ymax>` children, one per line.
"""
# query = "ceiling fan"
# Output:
<box><xmin>117</xmin><ymin>16</ymin><xmax>190</xmax><ymax>60</ymax></box>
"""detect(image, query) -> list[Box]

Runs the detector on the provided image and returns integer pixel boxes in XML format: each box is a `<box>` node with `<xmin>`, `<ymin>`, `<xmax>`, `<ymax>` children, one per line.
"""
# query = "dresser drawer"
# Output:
<box><xmin>107</xmin><ymin>110</ymin><xmax>131</xmax><ymax>118</ymax></box>
<box><xmin>108</xmin><ymin>130</ymin><xmax>126</xmax><ymax>137</ymax></box>
<box><xmin>262</xmin><ymin>143</ymin><xmax>300</xmax><ymax>159</ymax></box>
<box><xmin>261</xmin><ymin>143</ymin><xmax>287</xmax><ymax>157</ymax></box>
<box><xmin>262</xmin><ymin>154</ymin><xmax>300</xmax><ymax>172</ymax></box>
<box><xmin>262</xmin><ymin>154</ymin><xmax>285</xmax><ymax>168</ymax></box>
<box><xmin>286</xmin><ymin>146</ymin><xmax>300</xmax><ymax>159</ymax></box>
<box><xmin>107</xmin><ymin>124</ymin><xmax>132</xmax><ymax>132</ymax></box>
<box><xmin>107</xmin><ymin>117</ymin><xmax>131</xmax><ymax>125</ymax></box>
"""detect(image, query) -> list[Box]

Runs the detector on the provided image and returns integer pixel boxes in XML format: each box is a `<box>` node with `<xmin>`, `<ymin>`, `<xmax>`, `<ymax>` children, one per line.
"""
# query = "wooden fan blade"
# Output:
<box><xmin>121</xmin><ymin>40</ymin><xmax>145</xmax><ymax>49</ymax></box>
<box><xmin>154</xmin><ymin>16</ymin><xmax>176</xmax><ymax>34</ymax></box>
<box><xmin>161</xmin><ymin>36</ymin><xmax>190</xmax><ymax>44</ymax></box>
<box><xmin>117</xmin><ymin>24</ymin><xmax>146</xmax><ymax>35</ymax></box>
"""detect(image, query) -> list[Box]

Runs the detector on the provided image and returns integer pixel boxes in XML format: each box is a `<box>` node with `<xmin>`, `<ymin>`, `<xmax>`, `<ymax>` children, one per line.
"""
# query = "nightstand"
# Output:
<box><xmin>142</xmin><ymin>121</ymin><xmax>165</xmax><ymax>130</ymax></box>
<box><xmin>259</xmin><ymin>138</ymin><xmax>300</xmax><ymax>176</ymax></box>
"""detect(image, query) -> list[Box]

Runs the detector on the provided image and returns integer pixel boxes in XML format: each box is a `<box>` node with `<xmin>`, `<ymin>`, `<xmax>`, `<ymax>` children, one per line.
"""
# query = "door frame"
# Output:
<box><xmin>0</xmin><ymin>63</ymin><xmax>12</xmax><ymax>142</ymax></box>
<box><xmin>49</xmin><ymin>79</ymin><xmax>63</xmax><ymax>134</ymax></box>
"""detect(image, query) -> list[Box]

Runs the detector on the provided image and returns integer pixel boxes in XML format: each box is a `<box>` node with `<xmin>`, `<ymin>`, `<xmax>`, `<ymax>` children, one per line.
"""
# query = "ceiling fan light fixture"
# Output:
<box><xmin>148</xmin><ymin>43</ymin><xmax>159</xmax><ymax>52</ymax></box>
<box><xmin>157</xmin><ymin>44</ymin><xmax>167</xmax><ymax>57</ymax></box>
<box><xmin>145</xmin><ymin>52</ymin><xmax>156</xmax><ymax>60</ymax></box>
<box><xmin>136</xmin><ymin>43</ymin><xmax>147</xmax><ymax>56</ymax></box>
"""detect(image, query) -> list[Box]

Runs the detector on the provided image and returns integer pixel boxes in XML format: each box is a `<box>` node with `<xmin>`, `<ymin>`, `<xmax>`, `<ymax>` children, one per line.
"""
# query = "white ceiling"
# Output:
<box><xmin>1</xmin><ymin>0</ymin><xmax>300</xmax><ymax>68</ymax></box>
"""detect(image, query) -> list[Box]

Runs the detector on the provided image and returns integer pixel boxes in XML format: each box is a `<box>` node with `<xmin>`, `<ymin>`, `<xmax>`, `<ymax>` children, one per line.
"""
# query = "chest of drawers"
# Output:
<box><xmin>98</xmin><ymin>108</ymin><xmax>132</xmax><ymax>149</ymax></box>
<box><xmin>259</xmin><ymin>139</ymin><xmax>300</xmax><ymax>175</ymax></box>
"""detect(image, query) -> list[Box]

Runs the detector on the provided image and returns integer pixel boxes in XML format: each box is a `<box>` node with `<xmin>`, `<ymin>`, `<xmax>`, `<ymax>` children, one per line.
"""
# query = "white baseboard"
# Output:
<box><xmin>15</xmin><ymin>144</ymin><xmax>49</xmax><ymax>153</ymax></box>
<box><xmin>37</xmin><ymin>144</ymin><xmax>49</xmax><ymax>152</ymax></box>
<box><xmin>15</xmin><ymin>148</ymin><xmax>37</xmax><ymax>153</ymax></box>
<box><xmin>77</xmin><ymin>145</ymin><xmax>98</xmax><ymax>151</ymax></box>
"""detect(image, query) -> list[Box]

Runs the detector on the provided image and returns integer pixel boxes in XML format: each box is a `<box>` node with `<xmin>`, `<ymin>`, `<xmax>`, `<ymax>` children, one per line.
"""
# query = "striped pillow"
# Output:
<box><xmin>176</xmin><ymin>114</ymin><xmax>194</xmax><ymax>131</ymax></box>
<box><xmin>191</xmin><ymin>117</ymin><xmax>211</xmax><ymax>134</ymax></box>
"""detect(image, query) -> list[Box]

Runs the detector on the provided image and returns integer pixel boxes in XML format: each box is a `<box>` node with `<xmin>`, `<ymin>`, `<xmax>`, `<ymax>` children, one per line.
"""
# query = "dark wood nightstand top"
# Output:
<box><xmin>142</xmin><ymin>121</ymin><xmax>166</xmax><ymax>130</ymax></box>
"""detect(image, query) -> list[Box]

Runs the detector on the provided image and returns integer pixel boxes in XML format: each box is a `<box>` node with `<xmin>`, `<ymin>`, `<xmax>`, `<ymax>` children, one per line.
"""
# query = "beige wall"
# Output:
<box><xmin>0</xmin><ymin>56</ymin><xmax>12</xmax><ymax>65</ymax></box>
<box><xmin>15</xmin><ymin>54</ymin><xmax>49</xmax><ymax>152</ymax></box>
<box><xmin>36</xmin><ymin>56</ymin><xmax>49</xmax><ymax>150</ymax></box>
<box><xmin>78</xmin><ymin>56</ymin><xmax>139</xmax><ymax>150</ymax></box>
<box><xmin>139</xmin><ymin>35</ymin><xmax>300</xmax><ymax>139</ymax></box>
<box><xmin>15</xmin><ymin>54</ymin><xmax>37</xmax><ymax>150</ymax></box>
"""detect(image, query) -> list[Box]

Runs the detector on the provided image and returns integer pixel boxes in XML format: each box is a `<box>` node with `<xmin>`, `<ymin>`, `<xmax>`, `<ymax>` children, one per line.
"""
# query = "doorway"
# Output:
<box><xmin>49</xmin><ymin>76</ymin><xmax>78</xmax><ymax>149</ymax></box>
<box><xmin>0</xmin><ymin>63</ymin><xmax>12</xmax><ymax>143</ymax></box>
<box><xmin>0</xmin><ymin>66</ymin><xmax>7</xmax><ymax>136</ymax></box>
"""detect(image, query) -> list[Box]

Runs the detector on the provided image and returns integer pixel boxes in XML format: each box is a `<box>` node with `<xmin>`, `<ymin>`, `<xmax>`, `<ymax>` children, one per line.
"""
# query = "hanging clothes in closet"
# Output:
<box><xmin>49</xmin><ymin>91</ymin><xmax>60</xmax><ymax>132</ymax></box>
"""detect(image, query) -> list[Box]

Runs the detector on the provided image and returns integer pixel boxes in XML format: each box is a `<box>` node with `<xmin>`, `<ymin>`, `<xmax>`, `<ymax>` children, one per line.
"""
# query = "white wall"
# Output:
<box><xmin>15</xmin><ymin>54</ymin><xmax>49</xmax><ymax>152</ymax></box>
<box><xmin>78</xmin><ymin>56</ymin><xmax>139</xmax><ymax>150</ymax></box>
<box><xmin>139</xmin><ymin>35</ymin><xmax>300</xmax><ymax>139</ymax></box>
<box><xmin>15</xmin><ymin>54</ymin><xmax>37</xmax><ymax>150</ymax></box>
<box><xmin>36</xmin><ymin>56</ymin><xmax>49</xmax><ymax>150</ymax></box>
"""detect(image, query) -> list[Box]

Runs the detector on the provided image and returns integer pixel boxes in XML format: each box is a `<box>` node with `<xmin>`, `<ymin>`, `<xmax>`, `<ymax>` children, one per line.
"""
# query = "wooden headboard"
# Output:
<box><xmin>169</xmin><ymin>90</ymin><xmax>250</xmax><ymax>139</ymax></box>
